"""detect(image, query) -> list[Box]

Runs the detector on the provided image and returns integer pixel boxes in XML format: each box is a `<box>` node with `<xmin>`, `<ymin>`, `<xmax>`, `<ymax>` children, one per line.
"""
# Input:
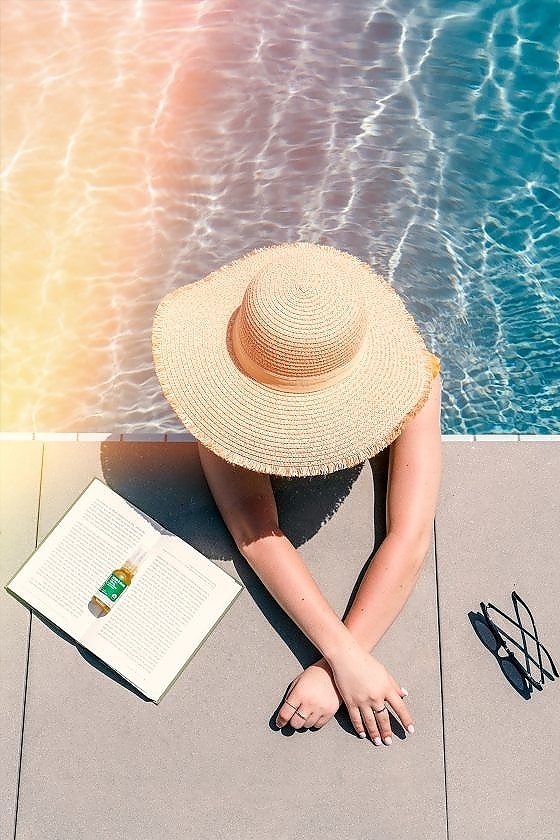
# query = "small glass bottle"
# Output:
<box><xmin>90</xmin><ymin>546</ymin><xmax>146</xmax><ymax>615</ymax></box>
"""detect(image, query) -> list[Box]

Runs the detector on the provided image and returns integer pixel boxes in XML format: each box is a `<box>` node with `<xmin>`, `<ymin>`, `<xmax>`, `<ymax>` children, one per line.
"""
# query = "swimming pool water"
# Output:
<box><xmin>1</xmin><ymin>0</ymin><xmax>558</xmax><ymax>433</ymax></box>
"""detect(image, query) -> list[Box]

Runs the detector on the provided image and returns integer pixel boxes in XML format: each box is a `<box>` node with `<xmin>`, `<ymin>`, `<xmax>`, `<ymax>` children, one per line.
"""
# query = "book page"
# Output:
<box><xmin>7</xmin><ymin>479</ymin><xmax>158</xmax><ymax>640</ymax></box>
<box><xmin>81</xmin><ymin>535</ymin><xmax>242</xmax><ymax>701</ymax></box>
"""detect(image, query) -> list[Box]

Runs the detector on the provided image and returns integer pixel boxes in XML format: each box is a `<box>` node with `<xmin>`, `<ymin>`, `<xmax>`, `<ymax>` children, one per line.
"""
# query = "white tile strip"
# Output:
<box><xmin>516</xmin><ymin>434</ymin><xmax>560</xmax><ymax>442</ymax></box>
<box><xmin>474</xmin><ymin>434</ymin><xmax>520</xmax><ymax>441</ymax></box>
<box><xmin>0</xmin><ymin>432</ymin><xmax>558</xmax><ymax>443</ymax></box>
<box><xmin>77</xmin><ymin>433</ymin><xmax>116</xmax><ymax>442</ymax></box>
<box><xmin>121</xmin><ymin>433</ymin><xmax>167</xmax><ymax>442</ymax></box>
<box><xmin>442</xmin><ymin>434</ymin><xmax>559</xmax><ymax>442</ymax></box>
<box><xmin>33</xmin><ymin>432</ymin><xmax>78</xmax><ymax>441</ymax></box>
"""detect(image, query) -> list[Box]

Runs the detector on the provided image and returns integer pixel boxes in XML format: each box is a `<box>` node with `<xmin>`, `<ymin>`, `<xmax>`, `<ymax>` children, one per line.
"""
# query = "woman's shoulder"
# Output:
<box><xmin>427</xmin><ymin>352</ymin><xmax>440</xmax><ymax>379</ymax></box>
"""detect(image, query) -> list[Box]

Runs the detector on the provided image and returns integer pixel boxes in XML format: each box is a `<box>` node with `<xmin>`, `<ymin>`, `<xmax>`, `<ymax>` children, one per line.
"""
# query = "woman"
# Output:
<box><xmin>153</xmin><ymin>242</ymin><xmax>442</xmax><ymax>746</ymax></box>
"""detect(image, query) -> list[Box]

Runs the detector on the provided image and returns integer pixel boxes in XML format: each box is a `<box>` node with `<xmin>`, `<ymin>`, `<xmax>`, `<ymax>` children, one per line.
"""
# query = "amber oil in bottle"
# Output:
<box><xmin>90</xmin><ymin>547</ymin><xmax>145</xmax><ymax>615</ymax></box>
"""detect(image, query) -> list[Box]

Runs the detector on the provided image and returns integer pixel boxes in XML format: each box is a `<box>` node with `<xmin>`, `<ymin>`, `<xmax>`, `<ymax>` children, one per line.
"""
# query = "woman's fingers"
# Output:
<box><xmin>276</xmin><ymin>700</ymin><xmax>323</xmax><ymax>730</ymax></box>
<box><xmin>349</xmin><ymin>704</ymin><xmax>388</xmax><ymax>745</ymax></box>
<box><xmin>349</xmin><ymin>697</ymin><xmax>415</xmax><ymax>745</ymax></box>
<box><xmin>372</xmin><ymin>705</ymin><xmax>393</xmax><ymax>745</ymax></box>
<box><xmin>388</xmin><ymin>693</ymin><xmax>415</xmax><ymax>734</ymax></box>
<box><xmin>289</xmin><ymin>706</ymin><xmax>309</xmax><ymax>730</ymax></box>
<box><xmin>276</xmin><ymin>697</ymin><xmax>299</xmax><ymax>728</ymax></box>
<box><xmin>276</xmin><ymin>696</ymin><xmax>312</xmax><ymax>730</ymax></box>
<box><xmin>360</xmin><ymin>708</ymin><xmax>383</xmax><ymax>745</ymax></box>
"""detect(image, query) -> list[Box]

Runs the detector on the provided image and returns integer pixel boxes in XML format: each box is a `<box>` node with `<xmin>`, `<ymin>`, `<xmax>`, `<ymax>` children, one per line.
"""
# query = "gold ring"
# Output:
<box><xmin>295</xmin><ymin>710</ymin><xmax>308</xmax><ymax>720</ymax></box>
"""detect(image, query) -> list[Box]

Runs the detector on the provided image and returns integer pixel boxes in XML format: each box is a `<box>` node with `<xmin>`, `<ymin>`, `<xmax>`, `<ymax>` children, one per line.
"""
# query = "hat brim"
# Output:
<box><xmin>152</xmin><ymin>243</ymin><xmax>433</xmax><ymax>476</ymax></box>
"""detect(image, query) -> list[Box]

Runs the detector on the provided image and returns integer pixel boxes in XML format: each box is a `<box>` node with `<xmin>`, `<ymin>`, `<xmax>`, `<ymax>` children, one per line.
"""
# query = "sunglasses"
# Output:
<box><xmin>480</xmin><ymin>591</ymin><xmax>558</xmax><ymax>692</ymax></box>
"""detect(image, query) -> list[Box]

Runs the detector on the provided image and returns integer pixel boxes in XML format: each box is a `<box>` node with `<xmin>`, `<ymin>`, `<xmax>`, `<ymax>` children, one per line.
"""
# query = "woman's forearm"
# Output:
<box><xmin>197</xmin><ymin>443</ymin><xmax>356</xmax><ymax>662</ymax></box>
<box><xmin>342</xmin><ymin>531</ymin><xmax>429</xmax><ymax>651</ymax></box>
<box><xmin>343</xmin><ymin>376</ymin><xmax>442</xmax><ymax>652</ymax></box>
<box><xmin>240</xmin><ymin>531</ymin><xmax>358</xmax><ymax>663</ymax></box>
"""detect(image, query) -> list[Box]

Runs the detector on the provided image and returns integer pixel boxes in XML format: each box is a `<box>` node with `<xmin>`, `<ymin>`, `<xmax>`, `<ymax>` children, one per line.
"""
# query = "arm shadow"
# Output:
<box><xmin>341</xmin><ymin>448</ymin><xmax>389</xmax><ymax>621</ymax></box>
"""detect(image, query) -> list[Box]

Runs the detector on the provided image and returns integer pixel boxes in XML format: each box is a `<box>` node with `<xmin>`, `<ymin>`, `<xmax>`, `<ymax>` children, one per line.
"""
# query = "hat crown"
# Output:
<box><xmin>233</xmin><ymin>257</ymin><xmax>367</xmax><ymax>386</ymax></box>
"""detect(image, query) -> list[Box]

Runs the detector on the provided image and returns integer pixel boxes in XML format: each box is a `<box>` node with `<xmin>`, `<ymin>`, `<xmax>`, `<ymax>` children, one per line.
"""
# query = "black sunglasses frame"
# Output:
<box><xmin>480</xmin><ymin>591</ymin><xmax>558</xmax><ymax>692</ymax></box>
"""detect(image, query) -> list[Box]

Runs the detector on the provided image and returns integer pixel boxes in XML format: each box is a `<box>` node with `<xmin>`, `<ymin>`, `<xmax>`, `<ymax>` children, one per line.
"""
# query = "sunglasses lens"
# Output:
<box><xmin>501</xmin><ymin>657</ymin><xmax>531</xmax><ymax>692</ymax></box>
<box><xmin>477</xmin><ymin>620</ymin><xmax>500</xmax><ymax>653</ymax></box>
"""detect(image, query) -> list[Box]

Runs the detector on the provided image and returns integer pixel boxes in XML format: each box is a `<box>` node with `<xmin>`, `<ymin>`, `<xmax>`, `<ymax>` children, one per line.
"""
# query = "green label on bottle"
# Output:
<box><xmin>98</xmin><ymin>574</ymin><xmax>128</xmax><ymax>602</ymax></box>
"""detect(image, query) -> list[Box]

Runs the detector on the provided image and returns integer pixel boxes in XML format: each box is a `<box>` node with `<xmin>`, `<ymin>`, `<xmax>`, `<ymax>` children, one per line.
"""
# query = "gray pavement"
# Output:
<box><xmin>1</xmin><ymin>438</ymin><xmax>559</xmax><ymax>840</ymax></box>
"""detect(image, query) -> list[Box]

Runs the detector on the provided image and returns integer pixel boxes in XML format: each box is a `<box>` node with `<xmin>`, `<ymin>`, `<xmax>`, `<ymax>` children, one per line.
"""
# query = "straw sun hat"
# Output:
<box><xmin>152</xmin><ymin>242</ymin><xmax>436</xmax><ymax>476</ymax></box>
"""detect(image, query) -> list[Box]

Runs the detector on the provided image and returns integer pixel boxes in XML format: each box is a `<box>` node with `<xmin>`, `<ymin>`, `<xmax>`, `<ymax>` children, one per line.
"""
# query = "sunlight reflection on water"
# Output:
<box><xmin>1</xmin><ymin>0</ymin><xmax>558</xmax><ymax>433</ymax></box>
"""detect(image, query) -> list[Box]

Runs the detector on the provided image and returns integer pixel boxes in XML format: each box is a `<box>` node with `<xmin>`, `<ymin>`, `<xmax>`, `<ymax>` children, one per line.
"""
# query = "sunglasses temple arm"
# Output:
<box><xmin>511</xmin><ymin>591</ymin><xmax>559</xmax><ymax>676</ymax></box>
<box><xmin>512</xmin><ymin>593</ymin><xmax>542</xmax><ymax>681</ymax></box>
<box><xmin>485</xmin><ymin>601</ymin><xmax>559</xmax><ymax>678</ymax></box>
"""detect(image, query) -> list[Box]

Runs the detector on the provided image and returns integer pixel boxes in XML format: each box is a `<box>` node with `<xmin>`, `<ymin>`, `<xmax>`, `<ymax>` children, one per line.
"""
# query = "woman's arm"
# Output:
<box><xmin>197</xmin><ymin>443</ymin><xmax>356</xmax><ymax>672</ymax></box>
<box><xmin>197</xmin><ymin>436</ymin><xmax>417</xmax><ymax>743</ymax></box>
<box><xmin>343</xmin><ymin>375</ymin><xmax>442</xmax><ymax>648</ymax></box>
<box><xmin>281</xmin><ymin>377</ymin><xmax>441</xmax><ymax>733</ymax></box>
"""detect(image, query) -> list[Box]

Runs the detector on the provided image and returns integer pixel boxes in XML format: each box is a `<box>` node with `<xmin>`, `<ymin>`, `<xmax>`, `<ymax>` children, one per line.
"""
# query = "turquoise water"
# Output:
<box><xmin>1</xmin><ymin>0</ymin><xmax>559</xmax><ymax>433</ymax></box>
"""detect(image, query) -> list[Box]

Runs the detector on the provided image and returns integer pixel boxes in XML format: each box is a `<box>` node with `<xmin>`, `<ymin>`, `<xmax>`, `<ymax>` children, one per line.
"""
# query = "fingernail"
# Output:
<box><xmin>359</xmin><ymin>731</ymin><xmax>367</xmax><ymax>739</ymax></box>
<box><xmin>383</xmin><ymin>736</ymin><xmax>393</xmax><ymax>746</ymax></box>
<box><xmin>401</xmin><ymin>687</ymin><xmax>409</xmax><ymax>696</ymax></box>
<box><xmin>373</xmin><ymin>736</ymin><xmax>382</xmax><ymax>746</ymax></box>
<box><xmin>407</xmin><ymin>724</ymin><xmax>415</xmax><ymax>734</ymax></box>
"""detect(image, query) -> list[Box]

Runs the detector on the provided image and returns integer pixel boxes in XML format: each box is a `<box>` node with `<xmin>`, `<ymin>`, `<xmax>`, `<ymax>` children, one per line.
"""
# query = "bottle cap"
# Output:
<box><xmin>121</xmin><ymin>544</ymin><xmax>148</xmax><ymax>573</ymax></box>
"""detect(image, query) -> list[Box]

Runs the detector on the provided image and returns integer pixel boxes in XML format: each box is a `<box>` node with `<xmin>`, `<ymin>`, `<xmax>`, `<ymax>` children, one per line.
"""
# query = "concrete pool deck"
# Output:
<box><xmin>1</xmin><ymin>436</ymin><xmax>559</xmax><ymax>840</ymax></box>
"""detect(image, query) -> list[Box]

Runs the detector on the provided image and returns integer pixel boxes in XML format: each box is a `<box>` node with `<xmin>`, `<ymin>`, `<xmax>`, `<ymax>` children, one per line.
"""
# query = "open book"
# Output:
<box><xmin>6</xmin><ymin>478</ymin><xmax>242</xmax><ymax>702</ymax></box>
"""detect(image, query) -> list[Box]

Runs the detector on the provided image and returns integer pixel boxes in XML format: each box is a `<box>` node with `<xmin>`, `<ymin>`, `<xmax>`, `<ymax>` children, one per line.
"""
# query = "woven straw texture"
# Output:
<box><xmin>152</xmin><ymin>242</ymin><xmax>434</xmax><ymax>476</ymax></box>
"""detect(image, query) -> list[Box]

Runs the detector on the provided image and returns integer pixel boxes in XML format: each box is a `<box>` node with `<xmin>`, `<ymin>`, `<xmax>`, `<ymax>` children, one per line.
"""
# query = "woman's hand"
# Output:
<box><xmin>276</xmin><ymin>650</ymin><xmax>413</xmax><ymax>746</ymax></box>
<box><xmin>328</xmin><ymin>643</ymin><xmax>413</xmax><ymax>745</ymax></box>
<box><xmin>276</xmin><ymin>659</ymin><xmax>341</xmax><ymax>730</ymax></box>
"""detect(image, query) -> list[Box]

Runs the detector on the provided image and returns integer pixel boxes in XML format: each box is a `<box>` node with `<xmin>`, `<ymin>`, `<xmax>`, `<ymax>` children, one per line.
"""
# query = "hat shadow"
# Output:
<box><xmin>99</xmin><ymin>441</ymin><xmax>388</xmax><ymax>673</ymax></box>
<box><xmin>100</xmin><ymin>440</ymin><xmax>368</xmax><ymax>553</ymax></box>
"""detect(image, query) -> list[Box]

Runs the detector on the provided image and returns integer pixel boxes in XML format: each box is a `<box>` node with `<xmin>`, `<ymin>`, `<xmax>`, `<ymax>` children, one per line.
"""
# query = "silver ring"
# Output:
<box><xmin>295</xmin><ymin>710</ymin><xmax>308</xmax><ymax>720</ymax></box>
<box><xmin>373</xmin><ymin>705</ymin><xmax>387</xmax><ymax>715</ymax></box>
<box><xmin>286</xmin><ymin>701</ymin><xmax>298</xmax><ymax>711</ymax></box>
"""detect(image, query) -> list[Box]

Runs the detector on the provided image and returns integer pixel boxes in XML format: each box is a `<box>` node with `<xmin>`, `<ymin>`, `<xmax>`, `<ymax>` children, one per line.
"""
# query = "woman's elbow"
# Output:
<box><xmin>386</xmin><ymin>525</ymin><xmax>434</xmax><ymax>576</ymax></box>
